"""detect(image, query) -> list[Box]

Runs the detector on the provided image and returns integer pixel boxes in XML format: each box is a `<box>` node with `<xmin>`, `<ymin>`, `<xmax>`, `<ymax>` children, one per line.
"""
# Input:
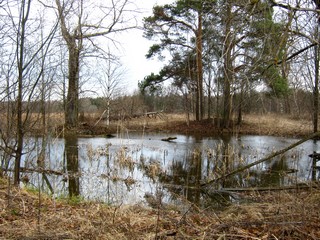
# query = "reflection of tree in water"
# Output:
<box><xmin>159</xmin><ymin>149</ymin><xmax>202</xmax><ymax>205</ymax></box>
<box><xmin>65</xmin><ymin>135</ymin><xmax>80</xmax><ymax>197</ymax></box>
<box><xmin>212</xmin><ymin>135</ymin><xmax>244</xmax><ymax>188</ymax></box>
<box><xmin>148</xmin><ymin>135</ymin><xmax>295</xmax><ymax>208</ymax></box>
<box><xmin>217</xmin><ymin>136</ymin><xmax>291</xmax><ymax>188</ymax></box>
<box><xmin>159</xmin><ymin>149</ymin><xmax>235</xmax><ymax>208</ymax></box>
<box><xmin>248</xmin><ymin>155</ymin><xmax>290</xmax><ymax>187</ymax></box>
<box><xmin>158</xmin><ymin>134</ymin><xmax>236</xmax><ymax>207</ymax></box>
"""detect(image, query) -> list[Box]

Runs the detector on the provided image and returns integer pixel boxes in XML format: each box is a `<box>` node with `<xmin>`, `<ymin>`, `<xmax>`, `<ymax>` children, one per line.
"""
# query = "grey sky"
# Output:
<box><xmin>120</xmin><ymin>0</ymin><xmax>174</xmax><ymax>93</ymax></box>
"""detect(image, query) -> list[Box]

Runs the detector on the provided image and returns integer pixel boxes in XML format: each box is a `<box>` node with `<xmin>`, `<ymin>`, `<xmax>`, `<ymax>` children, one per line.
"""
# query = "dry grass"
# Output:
<box><xmin>140</xmin><ymin>113</ymin><xmax>314</xmax><ymax>137</ymax></box>
<box><xmin>0</xmin><ymin>111</ymin><xmax>312</xmax><ymax>138</ymax></box>
<box><xmin>1</xmin><ymin>177</ymin><xmax>320</xmax><ymax>239</ymax></box>
<box><xmin>242</xmin><ymin>113</ymin><xmax>313</xmax><ymax>137</ymax></box>
<box><xmin>124</xmin><ymin>112</ymin><xmax>313</xmax><ymax>137</ymax></box>
<box><xmin>122</xmin><ymin>113</ymin><xmax>183</xmax><ymax>131</ymax></box>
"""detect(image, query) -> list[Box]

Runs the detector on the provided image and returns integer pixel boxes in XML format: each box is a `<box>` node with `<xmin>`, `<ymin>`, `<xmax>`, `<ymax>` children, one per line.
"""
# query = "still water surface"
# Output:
<box><xmin>20</xmin><ymin>132</ymin><xmax>320</xmax><ymax>208</ymax></box>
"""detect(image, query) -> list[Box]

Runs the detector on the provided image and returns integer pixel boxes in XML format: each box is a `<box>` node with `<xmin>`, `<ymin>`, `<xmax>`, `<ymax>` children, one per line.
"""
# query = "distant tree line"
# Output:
<box><xmin>8</xmin><ymin>87</ymin><xmax>308</xmax><ymax>122</ymax></box>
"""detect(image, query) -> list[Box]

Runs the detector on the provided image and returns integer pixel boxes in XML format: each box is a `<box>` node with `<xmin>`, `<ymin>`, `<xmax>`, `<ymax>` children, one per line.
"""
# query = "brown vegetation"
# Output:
<box><xmin>1</xmin><ymin>177</ymin><xmax>320</xmax><ymax>239</ymax></box>
<box><xmin>22</xmin><ymin>112</ymin><xmax>313</xmax><ymax>138</ymax></box>
<box><xmin>107</xmin><ymin>113</ymin><xmax>313</xmax><ymax>138</ymax></box>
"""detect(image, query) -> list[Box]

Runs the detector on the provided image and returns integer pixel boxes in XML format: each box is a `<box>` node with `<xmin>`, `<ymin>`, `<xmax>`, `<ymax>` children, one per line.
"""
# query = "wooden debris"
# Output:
<box><xmin>161</xmin><ymin>137</ymin><xmax>177</xmax><ymax>142</ymax></box>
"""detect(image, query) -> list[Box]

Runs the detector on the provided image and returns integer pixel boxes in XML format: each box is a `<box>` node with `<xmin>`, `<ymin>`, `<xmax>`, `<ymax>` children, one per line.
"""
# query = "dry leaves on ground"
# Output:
<box><xmin>1</xmin><ymin>177</ymin><xmax>320</xmax><ymax>239</ymax></box>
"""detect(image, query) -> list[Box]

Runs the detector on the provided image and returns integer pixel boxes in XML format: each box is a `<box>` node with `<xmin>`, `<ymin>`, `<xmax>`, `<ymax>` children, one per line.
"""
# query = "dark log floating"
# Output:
<box><xmin>161</xmin><ymin>137</ymin><xmax>177</xmax><ymax>142</ymax></box>
<box><xmin>106</xmin><ymin>134</ymin><xmax>115</xmax><ymax>138</ymax></box>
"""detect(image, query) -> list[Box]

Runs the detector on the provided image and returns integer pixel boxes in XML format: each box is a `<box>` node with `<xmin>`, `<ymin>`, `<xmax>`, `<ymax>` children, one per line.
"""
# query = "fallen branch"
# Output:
<box><xmin>201</xmin><ymin>131</ymin><xmax>320</xmax><ymax>186</ymax></box>
<box><xmin>145</xmin><ymin>111</ymin><xmax>165</xmax><ymax>119</ymax></box>
<box><xmin>221</xmin><ymin>182</ymin><xmax>320</xmax><ymax>192</ymax></box>
<box><xmin>94</xmin><ymin>109</ymin><xmax>107</xmax><ymax>127</ymax></box>
<box><xmin>3</xmin><ymin>167</ymin><xmax>64</xmax><ymax>176</ymax></box>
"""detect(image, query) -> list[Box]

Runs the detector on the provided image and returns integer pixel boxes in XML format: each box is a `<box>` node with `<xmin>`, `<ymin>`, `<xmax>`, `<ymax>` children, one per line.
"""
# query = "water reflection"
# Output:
<box><xmin>65</xmin><ymin>135</ymin><xmax>80</xmax><ymax>197</ymax></box>
<box><xmin>159</xmin><ymin>149</ymin><xmax>202</xmax><ymax>205</ymax></box>
<box><xmin>247</xmin><ymin>155</ymin><xmax>290</xmax><ymax>187</ymax></box>
<box><xmin>16</xmin><ymin>133</ymin><xmax>320</xmax><ymax>208</ymax></box>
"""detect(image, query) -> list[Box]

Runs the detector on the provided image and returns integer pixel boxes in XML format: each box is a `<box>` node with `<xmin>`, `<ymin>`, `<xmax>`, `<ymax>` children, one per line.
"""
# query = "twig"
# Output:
<box><xmin>154</xmin><ymin>205</ymin><xmax>161</xmax><ymax>239</ymax></box>
<box><xmin>221</xmin><ymin>182</ymin><xmax>319</xmax><ymax>192</ymax></box>
<box><xmin>94</xmin><ymin>109</ymin><xmax>107</xmax><ymax>127</ymax></box>
<box><xmin>37</xmin><ymin>171</ymin><xmax>41</xmax><ymax>234</ymax></box>
<box><xmin>112</xmin><ymin>202</ymin><xmax>123</xmax><ymax>224</ymax></box>
<box><xmin>294</xmin><ymin>225</ymin><xmax>318</xmax><ymax>240</ymax></box>
<box><xmin>42</xmin><ymin>173</ymin><xmax>54</xmax><ymax>194</ymax></box>
<box><xmin>213</xmin><ymin>220</ymin><xmax>303</xmax><ymax>229</ymax></box>
<box><xmin>7</xmin><ymin>176</ymin><xmax>11</xmax><ymax>208</ymax></box>
<box><xmin>154</xmin><ymin>187</ymin><xmax>163</xmax><ymax>240</ymax></box>
<box><xmin>3</xmin><ymin>167</ymin><xmax>64</xmax><ymax>176</ymax></box>
<box><xmin>214</xmin><ymin>234</ymin><xmax>262</xmax><ymax>240</ymax></box>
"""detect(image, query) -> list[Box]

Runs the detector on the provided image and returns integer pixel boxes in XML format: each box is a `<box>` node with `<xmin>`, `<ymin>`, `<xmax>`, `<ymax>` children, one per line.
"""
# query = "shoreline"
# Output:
<box><xmin>78</xmin><ymin>113</ymin><xmax>314</xmax><ymax>138</ymax></box>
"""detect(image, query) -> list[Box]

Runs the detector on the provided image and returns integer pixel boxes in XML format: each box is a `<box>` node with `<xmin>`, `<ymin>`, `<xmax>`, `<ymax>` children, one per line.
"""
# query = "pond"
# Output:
<box><xmin>13</xmin><ymin>132</ymin><xmax>320</xmax><ymax>208</ymax></box>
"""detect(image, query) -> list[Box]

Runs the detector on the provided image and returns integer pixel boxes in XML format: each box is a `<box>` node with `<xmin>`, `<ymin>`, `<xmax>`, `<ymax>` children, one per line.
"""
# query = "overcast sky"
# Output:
<box><xmin>119</xmin><ymin>0</ymin><xmax>174</xmax><ymax>93</ymax></box>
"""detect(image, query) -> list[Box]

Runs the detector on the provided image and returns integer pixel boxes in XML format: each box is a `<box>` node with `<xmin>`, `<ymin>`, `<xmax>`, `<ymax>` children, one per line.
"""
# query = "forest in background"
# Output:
<box><xmin>14</xmin><ymin>87</ymin><xmax>313</xmax><ymax>124</ymax></box>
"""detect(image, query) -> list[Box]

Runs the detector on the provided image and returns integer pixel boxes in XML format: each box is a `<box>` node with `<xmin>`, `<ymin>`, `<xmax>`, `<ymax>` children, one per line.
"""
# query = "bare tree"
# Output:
<box><xmin>269</xmin><ymin>0</ymin><xmax>320</xmax><ymax>131</ymax></box>
<box><xmin>55</xmin><ymin>0</ymin><xmax>136</xmax><ymax>131</ymax></box>
<box><xmin>0</xmin><ymin>1</ymin><xmax>57</xmax><ymax>184</ymax></box>
<box><xmin>96</xmin><ymin>51</ymin><xmax>126</xmax><ymax>126</ymax></box>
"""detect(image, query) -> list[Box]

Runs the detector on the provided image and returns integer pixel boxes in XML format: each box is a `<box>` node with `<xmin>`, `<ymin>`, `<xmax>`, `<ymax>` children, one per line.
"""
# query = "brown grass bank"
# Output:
<box><xmin>1</xmin><ymin>177</ymin><xmax>320</xmax><ymax>239</ymax></box>
<box><xmin>27</xmin><ymin>112</ymin><xmax>313</xmax><ymax>138</ymax></box>
<box><xmin>111</xmin><ymin>113</ymin><xmax>313</xmax><ymax>138</ymax></box>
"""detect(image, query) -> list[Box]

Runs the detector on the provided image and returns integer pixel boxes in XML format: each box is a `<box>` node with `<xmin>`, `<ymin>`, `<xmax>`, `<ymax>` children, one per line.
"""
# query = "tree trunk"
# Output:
<box><xmin>15</xmin><ymin>76</ymin><xmax>23</xmax><ymax>185</ymax></box>
<box><xmin>56</xmin><ymin>0</ymin><xmax>81</xmax><ymax>130</ymax></box>
<box><xmin>195</xmin><ymin>11</ymin><xmax>204</xmax><ymax>121</ymax></box>
<box><xmin>222</xmin><ymin>1</ymin><xmax>233</xmax><ymax>128</ymax></box>
<box><xmin>65</xmin><ymin>135</ymin><xmax>80</xmax><ymax>197</ymax></box>
<box><xmin>237</xmin><ymin>85</ymin><xmax>243</xmax><ymax>125</ymax></box>
<box><xmin>106</xmin><ymin>98</ymin><xmax>110</xmax><ymax>126</ymax></box>
<box><xmin>14</xmin><ymin>0</ymin><xmax>32</xmax><ymax>185</ymax></box>
<box><xmin>207</xmin><ymin>66</ymin><xmax>212</xmax><ymax>119</ymax></box>
<box><xmin>314</xmin><ymin>51</ymin><xmax>319</xmax><ymax>133</ymax></box>
<box><xmin>314</xmin><ymin>19</ymin><xmax>320</xmax><ymax>133</ymax></box>
<box><xmin>65</xmin><ymin>43</ymin><xmax>80</xmax><ymax>129</ymax></box>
